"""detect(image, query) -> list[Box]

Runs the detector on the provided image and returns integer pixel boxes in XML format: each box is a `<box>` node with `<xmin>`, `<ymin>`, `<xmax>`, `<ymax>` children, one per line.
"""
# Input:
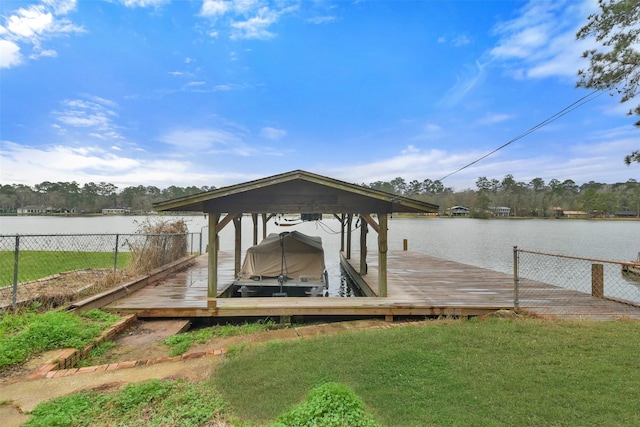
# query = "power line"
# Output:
<box><xmin>438</xmin><ymin>89</ymin><xmax>605</xmax><ymax>182</ymax></box>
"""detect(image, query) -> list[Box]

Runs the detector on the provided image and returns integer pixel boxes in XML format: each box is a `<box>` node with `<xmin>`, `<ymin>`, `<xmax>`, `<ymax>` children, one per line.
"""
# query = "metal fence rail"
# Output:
<box><xmin>0</xmin><ymin>232</ymin><xmax>202</xmax><ymax>310</ymax></box>
<box><xmin>514</xmin><ymin>247</ymin><xmax>640</xmax><ymax>313</ymax></box>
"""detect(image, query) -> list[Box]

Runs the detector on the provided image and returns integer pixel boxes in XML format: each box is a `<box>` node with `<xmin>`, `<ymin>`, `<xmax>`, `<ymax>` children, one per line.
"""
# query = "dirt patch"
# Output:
<box><xmin>87</xmin><ymin>319</ymin><xmax>192</xmax><ymax>364</ymax></box>
<box><xmin>0</xmin><ymin>270</ymin><xmax>133</xmax><ymax>312</ymax></box>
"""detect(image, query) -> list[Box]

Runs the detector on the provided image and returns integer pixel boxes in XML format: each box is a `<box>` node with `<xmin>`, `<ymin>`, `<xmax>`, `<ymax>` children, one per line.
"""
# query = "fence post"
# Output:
<box><xmin>403</xmin><ymin>239</ymin><xmax>408</xmax><ymax>251</ymax></box>
<box><xmin>12</xmin><ymin>235</ymin><xmax>20</xmax><ymax>309</ymax></box>
<box><xmin>162</xmin><ymin>235</ymin><xmax>168</xmax><ymax>265</ymax></box>
<box><xmin>513</xmin><ymin>246</ymin><xmax>519</xmax><ymax>309</ymax></box>
<box><xmin>592</xmin><ymin>263</ymin><xmax>604</xmax><ymax>298</ymax></box>
<box><xmin>113</xmin><ymin>234</ymin><xmax>120</xmax><ymax>272</ymax></box>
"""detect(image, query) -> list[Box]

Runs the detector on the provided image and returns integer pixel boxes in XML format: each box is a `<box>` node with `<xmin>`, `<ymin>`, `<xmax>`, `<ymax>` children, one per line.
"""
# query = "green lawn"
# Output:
<box><xmin>214</xmin><ymin>318</ymin><xmax>640</xmax><ymax>426</ymax></box>
<box><xmin>0</xmin><ymin>251</ymin><xmax>131</xmax><ymax>287</ymax></box>
<box><xmin>17</xmin><ymin>317</ymin><xmax>640</xmax><ymax>426</ymax></box>
<box><xmin>0</xmin><ymin>309</ymin><xmax>121</xmax><ymax>369</ymax></box>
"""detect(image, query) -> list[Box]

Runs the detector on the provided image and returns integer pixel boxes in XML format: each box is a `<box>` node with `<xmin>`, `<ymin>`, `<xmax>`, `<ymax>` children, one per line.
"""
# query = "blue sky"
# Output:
<box><xmin>1</xmin><ymin>0</ymin><xmax>638</xmax><ymax>192</ymax></box>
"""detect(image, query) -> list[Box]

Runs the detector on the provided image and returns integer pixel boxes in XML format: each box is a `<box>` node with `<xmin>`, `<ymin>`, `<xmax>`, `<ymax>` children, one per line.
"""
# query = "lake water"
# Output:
<box><xmin>1</xmin><ymin>215</ymin><xmax>639</xmax><ymax>298</ymax></box>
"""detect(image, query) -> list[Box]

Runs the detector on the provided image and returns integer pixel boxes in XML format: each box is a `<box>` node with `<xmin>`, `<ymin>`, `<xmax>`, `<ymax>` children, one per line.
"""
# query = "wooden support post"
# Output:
<box><xmin>346</xmin><ymin>214</ymin><xmax>353</xmax><ymax>259</ymax></box>
<box><xmin>252</xmin><ymin>213</ymin><xmax>258</xmax><ymax>245</ymax></box>
<box><xmin>592</xmin><ymin>263</ymin><xmax>604</xmax><ymax>298</ymax></box>
<box><xmin>262</xmin><ymin>213</ymin><xmax>268</xmax><ymax>240</ymax></box>
<box><xmin>207</xmin><ymin>213</ymin><xmax>221</xmax><ymax>298</ymax></box>
<box><xmin>234</xmin><ymin>214</ymin><xmax>242</xmax><ymax>277</ymax></box>
<box><xmin>378</xmin><ymin>213</ymin><xmax>388</xmax><ymax>297</ymax></box>
<box><xmin>359</xmin><ymin>218</ymin><xmax>368</xmax><ymax>275</ymax></box>
<box><xmin>340</xmin><ymin>213</ymin><xmax>345</xmax><ymax>252</ymax></box>
<box><xmin>403</xmin><ymin>239</ymin><xmax>408</xmax><ymax>251</ymax></box>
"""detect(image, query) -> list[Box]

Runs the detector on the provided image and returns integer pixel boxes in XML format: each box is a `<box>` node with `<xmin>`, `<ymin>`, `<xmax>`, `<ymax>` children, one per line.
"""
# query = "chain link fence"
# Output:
<box><xmin>514</xmin><ymin>247</ymin><xmax>640</xmax><ymax>315</ymax></box>
<box><xmin>0</xmin><ymin>232</ymin><xmax>202</xmax><ymax>311</ymax></box>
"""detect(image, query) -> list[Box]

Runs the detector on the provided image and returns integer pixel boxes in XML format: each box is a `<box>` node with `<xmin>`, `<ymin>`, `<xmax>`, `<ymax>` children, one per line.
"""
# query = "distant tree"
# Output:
<box><xmin>390</xmin><ymin>177</ymin><xmax>407</xmax><ymax>195</ymax></box>
<box><xmin>406</xmin><ymin>180</ymin><xmax>422</xmax><ymax>196</ymax></box>
<box><xmin>576</xmin><ymin>0</ymin><xmax>640</xmax><ymax>164</ymax></box>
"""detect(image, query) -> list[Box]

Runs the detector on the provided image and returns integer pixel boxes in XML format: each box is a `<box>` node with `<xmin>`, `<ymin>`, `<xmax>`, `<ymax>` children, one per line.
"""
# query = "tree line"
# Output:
<box><xmin>1</xmin><ymin>175</ymin><xmax>639</xmax><ymax>218</ymax></box>
<box><xmin>363</xmin><ymin>175</ymin><xmax>640</xmax><ymax>218</ymax></box>
<box><xmin>0</xmin><ymin>181</ymin><xmax>213</xmax><ymax>214</ymax></box>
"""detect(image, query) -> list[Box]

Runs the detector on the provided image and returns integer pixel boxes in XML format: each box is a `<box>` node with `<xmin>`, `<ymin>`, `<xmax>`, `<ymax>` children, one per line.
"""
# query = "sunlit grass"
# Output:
<box><xmin>164</xmin><ymin>320</ymin><xmax>277</xmax><ymax>356</ymax></box>
<box><xmin>0</xmin><ymin>308</ymin><xmax>120</xmax><ymax>370</ymax></box>
<box><xmin>214</xmin><ymin>318</ymin><xmax>640</xmax><ymax>426</ymax></box>
<box><xmin>25</xmin><ymin>378</ymin><xmax>229</xmax><ymax>427</ymax></box>
<box><xmin>0</xmin><ymin>251</ymin><xmax>131</xmax><ymax>287</ymax></box>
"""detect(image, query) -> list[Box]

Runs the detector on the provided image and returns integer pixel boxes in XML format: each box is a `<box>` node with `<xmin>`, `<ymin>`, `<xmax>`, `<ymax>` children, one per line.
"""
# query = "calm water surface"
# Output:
<box><xmin>2</xmin><ymin>215</ymin><xmax>639</xmax><ymax>297</ymax></box>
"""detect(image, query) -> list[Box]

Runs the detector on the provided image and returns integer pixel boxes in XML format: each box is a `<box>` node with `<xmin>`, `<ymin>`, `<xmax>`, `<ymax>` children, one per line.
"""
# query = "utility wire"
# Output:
<box><xmin>438</xmin><ymin>89</ymin><xmax>605</xmax><ymax>182</ymax></box>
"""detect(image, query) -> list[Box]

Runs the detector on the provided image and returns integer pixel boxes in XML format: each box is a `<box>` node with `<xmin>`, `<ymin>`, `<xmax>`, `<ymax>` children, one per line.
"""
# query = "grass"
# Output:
<box><xmin>16</xmin><ymin>317</ymin><xmax>640</xmax><ymax>426</ymax></box>
<box><xmin>0</xmin><ymin>251</ymin><xmax>131</xmax><ymax>287</ymax></box>
<box><xmin>214</xmin><ymin>318</ymin><xmax>640</xmax><ymax>426</ymax></box>
<box><xmin>0</xmin><ymin>308</ymin><xmax>121</xmax><ymax>370</ymax></box>
<box><xmin>24</xmin><ymin>378</ymin><xmax>230</xmax><ymax>427</ymax></box>
<box><xmin>164</xmin><ymin>320</ymin><xmax>277</xmax><ymax>356</ymax></box>
<box><xmin>271</xmin><ymin>382</ymin><xmax>379</xmax><ymax>427</ymax></box>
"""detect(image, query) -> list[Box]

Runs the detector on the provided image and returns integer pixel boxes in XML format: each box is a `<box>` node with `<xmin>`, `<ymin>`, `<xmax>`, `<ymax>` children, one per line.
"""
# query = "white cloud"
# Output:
<box><xmin>424</xmin><ymin>123</ymin><xmax>442</xmax><ymax>132</ymax></box>
<box><xmin>477</xmin><ymin>113</ymin><xmax>514</xmax><ymax>125</ymax></box>
<box><xmin>121</xmin><ymin>0</ymin><xmax>169</xmax><ymax>8</ymax></box>
<box><xmin>43</xmin><ymin>0</ymin><xmax>77</xmax><ymax>15</ymax></box>
<box><xmin>159</xmin><ymin>128</ymin><xmax>245</xmax><ymax>150</ymax></box>
<box><xmin>201</xmin><ymin>0</ymin><xmax>233</xmax><ymax>16</ymax></box>
<box><xmin>200</xmin><ymin>0</ymin><xmax>297</xmax><ymax>40</ymax></box>
<box><xmin>308</xmin><ymin>16</ymin><xmax>336</xmax><ymax>25</ymax></box>
<box><xmin>214</xmin><ymin>83</ymin><xmax>245</xmax><ymax>91</ymax></box>
<box><xmin>0</xmin><ymin>39</ymin><xmax>22</xmax><ymax>68</ymax></box>
<box><xmin>439</xmin><ymin>61</ymin><xmax>486</xmax><ymax>107</ymax></box>
<box><xmin>0</xmin><ymin>142</ymin><xmax>138</xmax><ymax>182</ymax></box>
<box><xmin>230</xmin><ymin>7</ymin><xmax>279</xmax><ymax>40</ymax></box>
<box><xmin>53</xmin><ymin>96</ymin><xmax>123</xmax><ymax>140</ymax></box>
<box><xmin>326</xmin><ymin>122</ymin><xmax>640</xmax><ymax>190</ymax></box>
<box><xmin>31</xmin><ymin>48</ymin><xmax>57</xmax><ymax>59</ymax></box>
<box><xmin>0</xmin><ymin>140</ymin><xmax>223</xmax><ymax>189</ymax></box>
<box><xmin>260</xmin><ymin>126</ymin><xmax>287</xmax><ymax>140</ymax></box>
<box><xmin>5</xmin><ymin>6</ymin><xmax>53</xmax><ymax>38</ymax></box>
<box><xmin>489</xmin><ymin>0</ymin><xmax>596</xmax><ymax>81</ymax></box>
<box><xmin>0</xmin><ymin>0</ymin><xmax>83</xmax><ymax>68</ymax></box>
<box><xmin>452</xmin><ymin>35</ymin><xmax>471</xmax><ymax>47</ymax></box>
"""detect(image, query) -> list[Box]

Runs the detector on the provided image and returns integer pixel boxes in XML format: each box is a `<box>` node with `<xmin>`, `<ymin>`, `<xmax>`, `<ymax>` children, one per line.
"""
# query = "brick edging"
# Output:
<box><xmin>31</xmin><ymin>348</ymin><xmax>227</xmax><ymax>379</ymax></box>
<box><xmin>28</xmin><ymin>314</ymin><xmax>227</xmax><ymax>380</ymax></box>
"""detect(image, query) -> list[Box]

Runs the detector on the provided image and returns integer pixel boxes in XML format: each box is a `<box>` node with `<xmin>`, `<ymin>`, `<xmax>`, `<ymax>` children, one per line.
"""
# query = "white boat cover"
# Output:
<box><xmin>239</xmin><ymin>231</ymin><xmax>325</xmax><ymax>281</ymax></box>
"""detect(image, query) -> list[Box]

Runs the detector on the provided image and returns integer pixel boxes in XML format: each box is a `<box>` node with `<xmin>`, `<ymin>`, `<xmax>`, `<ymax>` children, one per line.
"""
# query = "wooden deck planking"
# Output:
<box><xmin>345</xmin><ymin>252</ymin><xmax>640</xmax><ymax>319</ymax></box>
<box><xmin>106</xmin><ymin>250</ymin><xmax>640</xmax><ymax>320</ymax></box>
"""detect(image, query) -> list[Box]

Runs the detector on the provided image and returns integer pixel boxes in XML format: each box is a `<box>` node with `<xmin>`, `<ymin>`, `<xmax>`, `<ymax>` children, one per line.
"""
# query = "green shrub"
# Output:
<box><xmin>273</xmin><ymin>382</ymin><xmax>379</xmax><ymax>427</ymax></box>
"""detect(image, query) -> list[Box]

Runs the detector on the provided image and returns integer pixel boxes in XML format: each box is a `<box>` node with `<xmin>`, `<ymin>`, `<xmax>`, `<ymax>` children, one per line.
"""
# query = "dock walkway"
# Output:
<box><xmin>106</xmin><ymin>251</ymin><xmax>640</xmax><ymax>320</ymax></box>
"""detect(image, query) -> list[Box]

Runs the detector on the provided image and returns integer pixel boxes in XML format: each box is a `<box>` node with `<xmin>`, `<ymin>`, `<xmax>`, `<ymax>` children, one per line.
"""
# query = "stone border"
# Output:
<box><xmin>28</xmin><ymin>314</ymin><xmax>227</xmax><ymax>380</ymax></box>
<box><xmin>31</xmin><ymin>349</ymin><xmax>227</xmax><ymax>379</ymax></box>
<box><xmin>29</xmin><ymin>314</ymin><xmax>136</xmax><ymax>378</ymax></box>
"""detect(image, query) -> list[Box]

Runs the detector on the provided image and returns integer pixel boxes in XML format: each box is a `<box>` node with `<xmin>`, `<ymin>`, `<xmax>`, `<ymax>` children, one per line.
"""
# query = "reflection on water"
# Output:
<box><xmin>338</xmin><ymin>267</ymin><xmax>358</xmax><ymax>297</ymax></box>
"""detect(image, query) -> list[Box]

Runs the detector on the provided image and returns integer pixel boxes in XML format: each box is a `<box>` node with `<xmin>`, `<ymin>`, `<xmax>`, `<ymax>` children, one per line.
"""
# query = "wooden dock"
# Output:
<box><xmin>105</xmin><ymin>251</ymin><xmax>640</xmax><ymax>320</ymax></box>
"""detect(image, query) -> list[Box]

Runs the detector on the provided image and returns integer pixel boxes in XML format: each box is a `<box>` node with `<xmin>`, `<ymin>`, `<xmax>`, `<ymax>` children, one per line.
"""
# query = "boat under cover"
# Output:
<box><xmin>232</xmin><ymin>231</ymin><xmax>328</xmax><ymax>297</ymax></box>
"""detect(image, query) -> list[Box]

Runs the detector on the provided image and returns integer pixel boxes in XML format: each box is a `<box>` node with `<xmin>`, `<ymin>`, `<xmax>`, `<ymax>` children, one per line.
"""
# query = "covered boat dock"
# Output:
<box><xmin>151</xmin><ymin>169</ymin><xmax>440</xmax><ymax>300</ymax></box>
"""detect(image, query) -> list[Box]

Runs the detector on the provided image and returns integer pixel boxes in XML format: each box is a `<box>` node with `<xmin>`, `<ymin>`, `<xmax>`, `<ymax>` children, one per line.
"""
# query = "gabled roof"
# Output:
<box><xmin>153</xmin><ymin>170</ymin><xmax>439</xmax><ymax>214</ymax></box>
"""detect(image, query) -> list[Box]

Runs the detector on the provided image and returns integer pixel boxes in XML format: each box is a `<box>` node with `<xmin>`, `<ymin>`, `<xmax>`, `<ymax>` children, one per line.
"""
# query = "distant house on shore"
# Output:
<box><xmin>614</xmin><ymin>211</ymin><xmax>639</xmax><ymax>218</ymax></box>
<box><xmin>446</xmin><ymin>206</ymin><xmax>470</xmax><ymax>217</ymax></box>
<box><xmin>493</xmin><ymin>206</ymin><xmax>510</xmax><ymax>217</ymax></box>
<box><xmin>102</xmin><ymin>207</ymin><xmax>131</xmax><ymax>215</ymax></box>
<box><xmin>17</xmin><ymin>205</ymin><xmax>48</xmax><ymax>215</ymax></box>
<box><xmin>562</xmin><ymin>210</ymin><xmax>588</xmax><ymax>218</ymax></box>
